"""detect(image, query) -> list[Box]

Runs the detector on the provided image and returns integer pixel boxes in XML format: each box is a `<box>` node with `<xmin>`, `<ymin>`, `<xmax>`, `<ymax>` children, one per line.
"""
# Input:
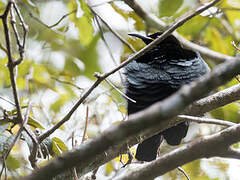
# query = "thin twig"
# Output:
<box><xmin>232</xmin><ymin>41</ymin><xmax>240</xmax><ymax>51</ymax></box>
<box><xmin>230</xmin><ymin>41</ymin><xmax>240</xmax><ymax>82</ymax></box>
<box><xmin>27</xmin><ymin>125</ymin><xmax>40</xmax><ymax>169</ymax></box>
<box><xmin>105</xmin><ymin>78</ymin><xmax>136</xmax><ymax>103</ymax></box>
<box><xmin>177</xmin><ymin>167</ymin><xmax>190</xmax><ymax>180</ymax></box>
<box><xmin>92</xmin><ymin>11</ymin><xmax>124</xmax><ymax>83</ymax></box>
<box><xmin>71</xmin><ymin>132</ymin><xmax>79</xmax><ymax>180</ymax></box>
<box><xmin>178</xmin><ymin>115</ymin><xmax>236</xmax><ymax>127</ymax></box>
<box><xmin>11</xmin><ymin>2</ymin><xmax>28</xmax><ymax>66</ymax></box>
<box><xmin>81</xmin><ymin>106</ymin><xmax>89</xmax><ymax>143</ymax></box>
<box><xmin>51</xmin><ymin>77</ymin><xmax>83</xmax><ymax>90</ymax></box>
<box><xmin>29</xmin><ymin>9</ymin><xmax>77</xmax><ymax>29</ymax></box>
<box><xmin>0</xmin><ymin>96</ymin><xmax>15</xmax><ymax>106</ymax></box>
<box><xmin>90</xmin><ymin>7</ymin><xmax>136</xmax><ymax>53</ymax></box>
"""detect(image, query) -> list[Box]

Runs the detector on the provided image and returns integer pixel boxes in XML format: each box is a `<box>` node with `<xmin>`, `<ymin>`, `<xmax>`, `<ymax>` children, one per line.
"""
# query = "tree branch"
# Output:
<box><xmin>178</xmin><ymin>115</ymin><xmax>236</xmax><ymax>127</ymax></box>
<box><xmin>22</xmin><ymin>54</ymin><xmax>240</xmax><ymax>180</ymax></box>
<box><xmin>1</xmin><ymin>1</ymin><xmax>23</xmax><ymax>121</ymax></box>
<box><xmin>113</xmin><ymin>123</ymin><xmax>240</xmax><ymax>180</ymax></box>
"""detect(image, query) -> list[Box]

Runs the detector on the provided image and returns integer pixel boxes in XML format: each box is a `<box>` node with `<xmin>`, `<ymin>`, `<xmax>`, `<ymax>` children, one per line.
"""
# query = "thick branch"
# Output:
<box><xmin>113</xmin><ymin>123</ymin><xmax>240</xmax><ymax>180</ymax></box>
<box><xmin>22</xmin><ymin>55</ymin><xmax>240</xmax><ymax>180</ymax></box>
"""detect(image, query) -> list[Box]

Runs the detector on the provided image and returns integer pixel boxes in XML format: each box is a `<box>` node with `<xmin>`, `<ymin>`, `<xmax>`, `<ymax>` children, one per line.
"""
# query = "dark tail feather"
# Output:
<box><xmin>162</xmin><ymin>121</ymin><xmax>189</xmax><ymax>145</ymax></box>
<box><xmin>135</xmin><ymin>133</ymin><xmax>162</xmax><ymax>162</ymax></box>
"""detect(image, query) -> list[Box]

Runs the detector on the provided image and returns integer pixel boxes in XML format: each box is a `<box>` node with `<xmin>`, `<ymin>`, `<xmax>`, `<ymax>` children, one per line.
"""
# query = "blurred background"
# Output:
<box><xmin>0</xmin><ymin>0</ymin><xmax>240</xmax><ymax>179</ymax></box>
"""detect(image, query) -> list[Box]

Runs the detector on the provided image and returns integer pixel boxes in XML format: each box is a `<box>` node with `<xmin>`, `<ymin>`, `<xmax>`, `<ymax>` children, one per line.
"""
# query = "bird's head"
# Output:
<box><xmin>128</xmin><ymin>32</ymin><xmax>181</xmax><ymax>47</ymax></box>
<box><xmin>128</xmin><ymin>32</ymin><xmax>197</xmax><ymax>62</ymax></box>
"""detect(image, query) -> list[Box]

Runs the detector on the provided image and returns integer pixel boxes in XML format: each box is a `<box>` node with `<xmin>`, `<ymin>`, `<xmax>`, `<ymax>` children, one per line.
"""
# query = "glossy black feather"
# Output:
<box><xmin>124</xmin><ymin>32</ymin><xmax>209</xmax><ymax>161</ymax></box>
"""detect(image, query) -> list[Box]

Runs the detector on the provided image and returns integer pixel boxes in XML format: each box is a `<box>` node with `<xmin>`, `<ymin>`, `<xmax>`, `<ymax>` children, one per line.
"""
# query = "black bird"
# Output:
<box><xmin>124</xmin><ymin>32</ymin><xmax>210</xmax><ymax>162</ymax></box>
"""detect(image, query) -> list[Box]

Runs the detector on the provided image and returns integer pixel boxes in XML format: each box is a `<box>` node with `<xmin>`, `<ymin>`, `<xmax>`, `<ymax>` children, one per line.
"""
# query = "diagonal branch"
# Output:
<box><xmin>178</xmin><ymin>115</ymin><xmax>236</xmax><ymax>127</ymax></box>
<box><xmin>113</xmin><ymin>123</ymin><xmax>240</xmax><ymax>180</ymax></box>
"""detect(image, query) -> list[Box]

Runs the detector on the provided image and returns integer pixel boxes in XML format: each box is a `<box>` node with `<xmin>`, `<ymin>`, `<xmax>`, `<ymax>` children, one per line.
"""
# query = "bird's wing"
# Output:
<box><xmin>163</xmin><ymin>55</ymin><xmax>210</xmax><ymax>88</ymax></box>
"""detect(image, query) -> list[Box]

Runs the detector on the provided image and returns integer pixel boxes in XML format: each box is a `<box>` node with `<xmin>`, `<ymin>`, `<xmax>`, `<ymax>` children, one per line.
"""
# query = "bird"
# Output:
<box><xmin>124</xmin><ymin>32</ymin><xmax>210</xmax><ymax>162</ymax></box>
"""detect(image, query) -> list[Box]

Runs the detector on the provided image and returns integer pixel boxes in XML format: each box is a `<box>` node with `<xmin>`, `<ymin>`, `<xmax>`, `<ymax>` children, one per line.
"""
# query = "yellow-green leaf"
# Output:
<box><xmin>52</xmin><ymin>137</ymin><xmax>68</xmax><ymax>152</ymax></box>
<box><xmin>28</xmin><ymin>117</ymin><xmax>45</xmax><ymax>129</ymax></box>
<box><xmin>159</xmin><ymin>0</ymin><xmax>183</xmax><ymax>17</ymax></box>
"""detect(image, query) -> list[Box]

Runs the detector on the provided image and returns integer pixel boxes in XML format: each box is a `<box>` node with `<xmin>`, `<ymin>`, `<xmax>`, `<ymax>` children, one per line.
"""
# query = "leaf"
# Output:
<box><xmin>205</xmin><ymin>27</ymin><xmax>234</xmax><ymax>55</ymax></box>
<box><xmin>22</xmin><ymin>0</ymin><xmax>39</xmax><ymax>14</ymax></box>
<box><xmin>63</xmin><ymin>57</ymin><xmax>82</xmax><ymax>77</ymax></box>
<box><xmin>182</xmin><ymin>160</ymin><xmax>201</xmax><ymax>178</ymax></box>
<box><xmin>211</xmin><ymin>103</ymin><xmax>240</xmax><ymax>123</ymax></box>
<box><xmin>105</xmin><ymin>162</ymin><xmax>114</xmax><ymax>176</ymax></box>
<box><xmin>111</xmin><ymin>3</ymin><xmax>145</xmax><ymax>31</ymax></box>
<box><xmin>177</xmin><ymin>15</ymin><xmax>209</xmax><ymax>39</ymax></box>
<box><xmin>52</xmin><ymin>141</ymin><xmax>61</xmax><ymax>156</ymax></box>
<box><xmin>118</xmin><ymin>105</ymin><xmax>127</xmax><ymax>114</ymax></box>
<box><xmin>28</xmin><ymin>117</ymin><xmax>45</xmax><ymax>129</ymax></box>
<box><xmin>159</xmin><ymin>0</ymin><xmax>183</xmax><ymax>17</ymax></box>
<box><xmin>68</xmin><ymin>0</ymin><xmax>94</xmax><ymax>46</ymax></box>
<box><xmin>6</xmin><ymin>155</ymin><xmax>21</xmax><ymax>170</ymax></box>
<box><xmin>51</xmin><ymin>34</ymin><xmax>101</xmax><ymax>79</ymax></box>
<box><xmin>52</xmin><ymin>137</ymin><xmax>68</xmax><ymax>152</ymax></box>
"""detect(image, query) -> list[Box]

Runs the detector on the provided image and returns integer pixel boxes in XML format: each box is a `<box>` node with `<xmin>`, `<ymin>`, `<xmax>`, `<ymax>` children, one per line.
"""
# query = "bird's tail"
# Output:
<box><xmin>135</xmin><ymin>133</ymin><xmax>162</xmax><ymax>162</ymax></box>
<box><xmin>162</xmin><ymin>121</ymin><xmax>189</xmax><ymax>145</ymax></box>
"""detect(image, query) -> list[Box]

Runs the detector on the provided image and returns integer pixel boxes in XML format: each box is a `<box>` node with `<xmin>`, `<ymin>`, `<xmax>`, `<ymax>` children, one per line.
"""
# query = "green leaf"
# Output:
<box><xmin>211</xmin><ymin>103</ymin><xmax>240</xmax><ymax>123</ymax></box>
<box><xmin>68</xmin><ymin>0</ymin><xmax>94</xmax><ymax>46</ymax></box>
<box><xmin>27</xmin><ymin>117</ymin><xmax>45</xmax><ymax>129</ymax></box>
<box><xmin>51</xmin><ymin>34</ymin><xmax>100</xmax><ymax>79</ymax></box>
<box><xmin>177</xmin><ymin>15</ymin><xmax>209</xmax><ymax>39</ymax></box>
<box><xmin>6</xmin><ymin>155</ymin><xmax>21</xmax><ymax>170</ymax></box>
<box><xmin>205</xmin><ymin>27</ymin><xmax>234</xmax><ymax>55</ymax></box>
<box><xmin>22</xmin><ymin>0</ymin><xmax>39</xmax><ymax>15</ymax></box>
<box><xmin>159</xmin><ymin>0</ymin><xmax>183</xmax><ymax>17</ymax></box>
<box><xmin>64</xmin><ymin>57</ymin><xmax>82</xmax><ymax>77</ymax></box>
<box><xmin>111</xmin><ymin>3</ymin><xmax>145</xmax><ymax>31</ymax></box>
<box><xmin>52</xmin><ymin>141</ymin><xmax>61</xmax><ymax>156</ymax></box>
<box><xmin>52</xmin><ymin>137</ymin><xmax>68</xmax><ymax>152</ymax></box>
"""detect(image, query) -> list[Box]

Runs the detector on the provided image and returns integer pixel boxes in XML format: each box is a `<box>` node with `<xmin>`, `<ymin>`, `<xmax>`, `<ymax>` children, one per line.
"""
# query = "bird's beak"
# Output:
<box><xmin>128</xmin><ymin>33</ymin><xmax>154</xmax><ymax>44</ymax></box>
